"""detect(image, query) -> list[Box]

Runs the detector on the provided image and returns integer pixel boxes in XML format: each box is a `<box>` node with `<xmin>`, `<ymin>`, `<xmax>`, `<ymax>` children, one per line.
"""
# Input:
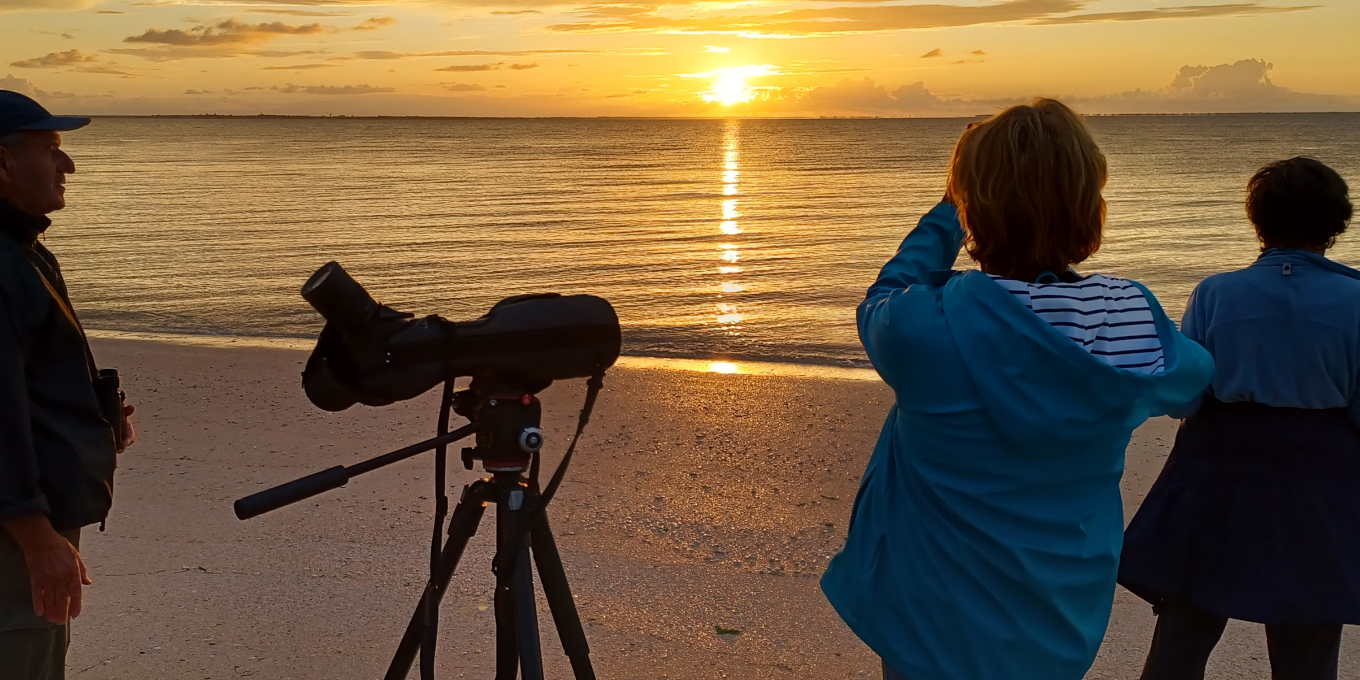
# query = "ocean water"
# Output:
<box><xmin>49</xmin><ymin>114</ymin><xmax>1360</xmax><ymax>367</ymax></box>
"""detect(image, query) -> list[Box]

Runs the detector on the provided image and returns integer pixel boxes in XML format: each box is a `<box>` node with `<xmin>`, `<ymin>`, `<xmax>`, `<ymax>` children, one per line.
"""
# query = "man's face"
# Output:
<box><xmin>0</xmin><ymin>131</ymin><xmax>76</xmax><ymax>217</ymax></box>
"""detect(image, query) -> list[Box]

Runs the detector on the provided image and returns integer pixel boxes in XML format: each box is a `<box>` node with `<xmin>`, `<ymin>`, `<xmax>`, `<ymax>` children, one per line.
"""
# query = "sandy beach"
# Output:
<box><xmin>63</xmin><ymin>338</ymin><xmax>1359</xmax><ymax>680</ymax></box>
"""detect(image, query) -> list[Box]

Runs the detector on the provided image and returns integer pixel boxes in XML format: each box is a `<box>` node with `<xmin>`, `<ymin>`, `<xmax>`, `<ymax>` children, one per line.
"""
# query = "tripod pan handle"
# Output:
<box><xmin>234</xmin><ymin>465</ymin><xmax>350</xmax><ymax>520</ymax></box>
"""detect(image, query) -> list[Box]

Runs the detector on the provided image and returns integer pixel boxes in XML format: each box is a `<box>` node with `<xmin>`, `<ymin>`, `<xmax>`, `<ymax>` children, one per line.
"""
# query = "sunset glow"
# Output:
<box><xmin>0</xmin><ymin>3</ymin><xmax>1356</xmax><ymax>116</ymax></box>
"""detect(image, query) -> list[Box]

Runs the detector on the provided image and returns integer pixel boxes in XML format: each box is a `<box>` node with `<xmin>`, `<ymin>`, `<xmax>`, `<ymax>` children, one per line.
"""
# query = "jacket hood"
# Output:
<box><xmin>941</xmin><ymin>270</ymin><xmax>1212</xmax><ymax>454</ymax></box>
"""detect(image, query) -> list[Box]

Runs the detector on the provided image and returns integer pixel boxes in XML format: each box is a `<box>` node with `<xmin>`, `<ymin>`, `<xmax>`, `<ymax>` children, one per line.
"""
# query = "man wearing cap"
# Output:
<box><xmin>0</xmin><ymin>91</ymin><xmax>136</xmax><ymax>678</ymax></box>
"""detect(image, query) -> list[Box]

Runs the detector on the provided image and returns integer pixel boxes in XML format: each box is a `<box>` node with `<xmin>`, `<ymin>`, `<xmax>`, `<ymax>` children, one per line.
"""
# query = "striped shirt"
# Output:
<box><xmin>986</xmin><ymin>273</ymin><xmax>1165</xmax><ymax>375</ymax></box>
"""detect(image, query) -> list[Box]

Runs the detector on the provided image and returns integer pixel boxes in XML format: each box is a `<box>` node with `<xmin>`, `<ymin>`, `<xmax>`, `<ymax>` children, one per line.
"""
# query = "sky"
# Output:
<box><xmin>1</xmin><ymin>0</ymin><xmax>1357</xmax><ymax>116</ymax></box>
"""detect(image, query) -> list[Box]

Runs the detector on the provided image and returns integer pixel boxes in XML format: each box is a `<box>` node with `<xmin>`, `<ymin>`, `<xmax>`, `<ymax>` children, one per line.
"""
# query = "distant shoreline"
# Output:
<box><xmin>80</xmin><ymin>111</ymin><xmax>1360</xmax><ymax>121</ymax></box>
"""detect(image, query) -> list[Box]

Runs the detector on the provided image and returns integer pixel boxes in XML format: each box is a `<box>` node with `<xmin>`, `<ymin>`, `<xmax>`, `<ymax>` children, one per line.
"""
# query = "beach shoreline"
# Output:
<box><xmin>65</xmin><ymin>337</ymin><xmax>1358</xmax><ymax>679</ymax></box>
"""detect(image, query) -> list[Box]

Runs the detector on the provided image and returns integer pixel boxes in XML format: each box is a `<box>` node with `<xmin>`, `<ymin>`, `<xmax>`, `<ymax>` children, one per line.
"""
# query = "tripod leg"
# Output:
<box><xmin>493</xmin><ymin>567</ymin><xmax>518</xmax><ymax>680</ymax></box>
<box><xmin>530</xmin><ymin>515</ymin><xmax>597</xmax><ymax>680</ymax></box>
<box><xmin>495</xmin><ymin>484</ymin><xmax>545</xmax><ymax>680</ymax></box>
<box><xmin>385</xmin><ymin>480</ymin><xmax>493</xmax><ymax>680</ymax></box>
<box><xmin>512</xmin><ymin>543</ymin><xmax>545</xmax><ymax>680</ymax></box>
<box><xmin>424</xmin><ymin>382</ymin><xmax>456</xmax><ymax>680</ymax></box>
<box><xmin>493</xmin><ymin>484</ymin><xmax>523</xmax><ymax>680</ymax></box>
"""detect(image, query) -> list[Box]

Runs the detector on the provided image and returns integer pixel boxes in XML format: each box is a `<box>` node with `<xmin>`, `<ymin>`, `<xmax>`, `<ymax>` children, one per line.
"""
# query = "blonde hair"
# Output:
<box><xmin>946</xmin><ymin>98</ymin><xmax>1107</xmax><ymax>282</ymax></box>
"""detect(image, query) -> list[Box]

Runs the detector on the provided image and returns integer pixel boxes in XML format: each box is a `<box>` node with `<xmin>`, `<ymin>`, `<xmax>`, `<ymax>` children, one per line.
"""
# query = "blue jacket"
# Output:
<box><xmin>1181</xmin><ymin>248</ymin><xmax>1360</xmax><ymax>426</ymax></box>
<box><xmin>820</xmin><ymin>203</ymin><xmax>1214</xmax><ymax>679</ymax></box>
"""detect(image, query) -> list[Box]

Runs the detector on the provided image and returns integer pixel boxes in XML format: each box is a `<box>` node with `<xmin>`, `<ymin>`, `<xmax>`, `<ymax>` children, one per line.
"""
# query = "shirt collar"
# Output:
<box><xmin>1257</xmin><ymin>247</ymin><xmax>1360</xmax><ymax>282</ymax></box>
<box><xmin>0</xmin><ymin>198</ymin><xmax>50</xmax><ymax>246</ymax></box>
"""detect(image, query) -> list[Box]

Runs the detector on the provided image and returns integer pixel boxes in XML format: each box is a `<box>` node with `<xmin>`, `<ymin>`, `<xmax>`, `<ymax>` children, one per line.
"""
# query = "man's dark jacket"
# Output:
<box><xmin>0</xmin><ymin>199</ymin><xmax>116</xmax><ymax>532</ymax></box>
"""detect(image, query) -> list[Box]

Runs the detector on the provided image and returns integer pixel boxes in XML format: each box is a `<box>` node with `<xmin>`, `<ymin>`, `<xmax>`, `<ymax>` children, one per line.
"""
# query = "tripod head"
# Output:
<box><xmin>453</xmin><ymin>382</ymin><xmax>546</xmax><ymax>474</ymax></box>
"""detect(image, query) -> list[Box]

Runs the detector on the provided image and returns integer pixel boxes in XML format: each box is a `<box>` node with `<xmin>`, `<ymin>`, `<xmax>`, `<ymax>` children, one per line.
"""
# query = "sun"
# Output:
<box><xmin>711</xmin><ymin>71</ymin><xmax>750</xmax><ymax>106</ymax></box>
<box><xmin>700</xmin><ymin>65</ymin><xmax>776</xmax><ymax>106</ymax></box>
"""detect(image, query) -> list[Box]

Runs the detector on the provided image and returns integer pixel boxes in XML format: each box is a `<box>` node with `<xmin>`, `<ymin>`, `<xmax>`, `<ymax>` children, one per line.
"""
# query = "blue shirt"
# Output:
<box><xmin>821</xmin><ymin>203</ymin><xmax>1213</xmax><ymax>680</ymax></box>
<box><xmin>1182</xmin><ymin>248</ymin><xmax>1360</xmax><ymax>425</ymax></box>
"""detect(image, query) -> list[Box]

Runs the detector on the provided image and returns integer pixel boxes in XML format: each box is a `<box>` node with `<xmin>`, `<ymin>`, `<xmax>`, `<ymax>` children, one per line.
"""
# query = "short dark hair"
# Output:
<box><xmin>947</xmin><ymin>98</ymin><xmax>1107</xmax><ymax>282</ymax></box>
<box><xmin>1248</xmin><ymin>157</ymin><xmax>1352</xmax><ymax>250</ymax></box>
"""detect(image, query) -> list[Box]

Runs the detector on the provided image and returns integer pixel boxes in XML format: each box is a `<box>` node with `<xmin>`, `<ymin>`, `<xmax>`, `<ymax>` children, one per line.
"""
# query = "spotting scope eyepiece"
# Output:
<box><xmin>300</xmin><ymin>262</ymin><xmax>621</xmax><ymax>412</ymax></box>
<box><xmin>302</xmin><ymin>261</ymin><xmax>381</xmax><ymax>331</ymax></box>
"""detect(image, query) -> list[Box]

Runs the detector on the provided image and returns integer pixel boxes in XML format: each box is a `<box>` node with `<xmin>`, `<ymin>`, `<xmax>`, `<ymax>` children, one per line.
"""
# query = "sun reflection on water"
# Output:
<box><xmin>722</xmin><ymin>200</ymin><xmax>739</xmax><ymax>220</ymax></box>
<box><xmin>709</xmin><ymin>361</ymin><xmax>739</xmax><ymax>374</ymax></box>
<box><xmin>714</xmin><ymin>119</ymin><xmax>746</xmax><ymax>341</ymax></box>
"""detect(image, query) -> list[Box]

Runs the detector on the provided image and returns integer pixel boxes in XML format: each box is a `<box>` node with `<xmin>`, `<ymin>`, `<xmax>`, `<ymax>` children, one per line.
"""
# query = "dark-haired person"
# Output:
<box><xmin>1119</xmin><ymin>157</ymin><xmax>1358</xmax><ymax>680</ymax></box>
<box><xmin>820</xmin><ymin>98</ymin><xmax>1213</xmax><ymax>680</ymax></box>
<box><xmin>0</xmin><ymin>91</ymin><xmax>136</xmax><ymax>679</ymax></box>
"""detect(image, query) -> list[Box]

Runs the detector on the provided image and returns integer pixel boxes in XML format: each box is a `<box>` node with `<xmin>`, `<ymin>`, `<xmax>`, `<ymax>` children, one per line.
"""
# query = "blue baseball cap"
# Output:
<box><xmin>0</xmin><ymin>90</ymin><xmax>90</xmax><ymax>136</ymax></box>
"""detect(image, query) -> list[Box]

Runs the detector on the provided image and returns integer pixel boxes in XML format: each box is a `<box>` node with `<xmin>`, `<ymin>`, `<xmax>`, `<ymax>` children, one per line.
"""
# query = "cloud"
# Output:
<box><xmin>794</xmin><ymin>77</ymin><xmax>963</xmax><ymax>112</ymax></box>
<box><xmin>704</xmin><ymin>46</ymin><xmax>730</xmax><ymax>53</ymax></box>
<box><xmin>509</xmin><ymin>62</ymin><xmax>539</xmax><ymax>70</ymax></box>
<box><xmin>1036</xmin><ymin>2</ymin><xmax>1317</xmax><ymax>24</ymax></box>
<box><xmin>353</xmin><ymin>16</ymin><xmax>395</xmax><ymax>30</ymax></box>
<box><xmin>73</xmin><ymin>64</ymin><xmax>138</xmax><ymax>76</ymax></box>
<box><xmin>353</xmin><ymin>48</ymin><xmax>659</xmax><ymax>60</ymax></box>
<box><xmin>262</xmin><ymin>63</ymin><xmax>340</xmax><ymax>70</ymax></box>
<box><xmin>253</xmin><ymin>50</ymin><xmax>322</xmax><ymax>58</ymax></box>
<box><xmin>0</xmin><ymin>74</ymin><xmax>83</xmax><ymax>101</ymax></box>
<box><xmin>787</xmin><ymin>59</ymin><xmax>1359</xmax><ymax>116</ymax></box>
<box><xmin>490</xmin><ymin>9</ymin><xmax>541</xmax><ymax>14</ymax></box>
<box><xmin>546</xmin><ymin>0</ymin><xmax>1316</xmax><ymax>37</ymax></box>
<box><xmin>1084</xmin><ymin>58</ymin><xmax>1357</xmax><ymax>112</ymax></box>
<box><xmin>116</xmin><ymin>16</ymin><xmax>394</xmax><ymax>60</ymax></box>
<box><xmin>920</xmin><ymin>48</ymin><xmax>942</xmax><ymax>58</ymax></box>
<box><xmin>278</xmin><ymin>83</ymin><xmax>395</xmax><ymax>95</ymax></box>
<box><xmin>435</xmin><ymin>62</ymin><xmax>502</xmax><ymax>71</ymax></box>
<box><xmin>184</xmin><ymin>89</ymin><xmax>210</xmax><ymax>95</ymax></box>
<box><xmin>125</xmin><ymin>19</ymin><xmax>328</xmax><ymax>46</ymax></box>
<box><xmin>11</xmin><ymin>50</ymin><xmax>99</xmax><ymax>68</ymax></box>
<box><xmin>0</xmin><ymin>74</ymin><xmax>44</xmax><ymax>97</ymax></box>
<box><xmin>0</xmin><ymin>0</ymin><xmax>100</xmax><ymax>13</ymax></box>
<box><xmin>446</xmin><ymin>83</ymin><xmax>487</xmax><ymax>91</ymax></box>
<box><xmin>6</xmin><ymin>51</ymin><xmax>137</xmax><ymax>77</ymax></box>
<box><xmin>247</xmin><ymin>9</ymin><xmax>356</xmax><ymax>17</ymax></box>
<box><xmin>96</xmin><ymin>10</ymin><xmax>125</xmax><ymax>14</ymax></box>
<box><xmin>972</xmin><ymin>50</ymin><xmax>986</xmax><ymax>55</ymax></box>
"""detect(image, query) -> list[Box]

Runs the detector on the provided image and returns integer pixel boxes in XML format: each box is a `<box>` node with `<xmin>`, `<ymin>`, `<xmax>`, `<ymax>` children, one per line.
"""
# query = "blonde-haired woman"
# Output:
<box><xmin>821</xmin><ymin>99</ymin><xmax>1214</xmax><ymax>679</ymax></box>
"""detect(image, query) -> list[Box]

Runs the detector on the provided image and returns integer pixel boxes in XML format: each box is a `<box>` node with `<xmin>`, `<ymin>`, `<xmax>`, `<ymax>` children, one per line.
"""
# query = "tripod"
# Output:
<box><xmin>387</xmin><ymin>381</ymin><xmax>598</xmax><ymax>680</ymax></box>
<box><xmin>385</xmin><ymin>471</ymin><xmax>595</xmax><ymax>680</ymax></box>
<box><xmin>233</xmin><ymin>376</ymin><xmax>605</xmax><ymax>680</ymax></box>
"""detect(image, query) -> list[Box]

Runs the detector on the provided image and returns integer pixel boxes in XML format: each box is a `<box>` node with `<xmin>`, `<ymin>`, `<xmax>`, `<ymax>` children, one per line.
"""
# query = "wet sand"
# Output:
<box><xmin>66</xmin><ymin>338</ymin><xmax>1358</xmax><ymax>679</ymax></box>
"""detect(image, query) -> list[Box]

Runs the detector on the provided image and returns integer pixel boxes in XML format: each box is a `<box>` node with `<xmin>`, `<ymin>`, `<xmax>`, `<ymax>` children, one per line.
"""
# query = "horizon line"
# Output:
<box><xmin>77</xmin><ymin>111</ymin><xmax>1360</xmax><ymax>121</ymax></box>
